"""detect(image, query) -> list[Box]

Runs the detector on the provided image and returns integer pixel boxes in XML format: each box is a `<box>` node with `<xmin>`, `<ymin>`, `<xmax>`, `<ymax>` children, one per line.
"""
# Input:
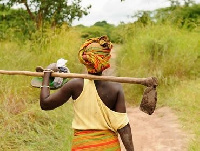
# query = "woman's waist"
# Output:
<box><xmin>73</xmin><ymin>129</ymin><xmax>117</xmax><ymax>136</ymax></box>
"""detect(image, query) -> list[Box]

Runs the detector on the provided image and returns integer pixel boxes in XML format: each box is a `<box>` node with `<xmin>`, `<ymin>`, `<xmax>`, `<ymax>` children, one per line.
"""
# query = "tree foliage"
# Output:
<box><xmin>155</xmin><ymin>3</ymin><xmax>200</xmax><ymax>30</ymax></box>
<box><xmin>0</xmin><ymin>0</ymin><xmax>91</xmax><ymax>29</ymax></box>
<box><xmin>93</xmin><ymin>21</ymin><xmax>113</xmax><ymax>27</ymax></box>
<box><xmin>129</xmin><ymin>1</ymin><xmax>200</xmax><ymax>31</ymax></box>
<box><xmin>168</xmin><ymin>0</ymin><xmax>195</xmax><ymax>8</ymax></box>
<box><xmin>0</xmin><ymin>4</ymin><xmax>34</xmax><ymax>40</ymax></box>
<box><xmin>133</xmin><ymin>11</ymin><xmax>153</xmax><ymax>26</ymax></box>
<box><xmin>79</xmin><ymin>21</ymin><xmax>115</xmax><ymax>41</ymax></box>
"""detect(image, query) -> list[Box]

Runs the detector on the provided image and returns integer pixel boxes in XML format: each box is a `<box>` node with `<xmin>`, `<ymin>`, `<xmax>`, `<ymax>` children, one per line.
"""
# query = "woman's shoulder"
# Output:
<box><xmin>62</xmin><ymin>78</ymin><xmax>83</xmax><ymax>89</ymax></box>
<box><xmin>108</xmin><ymin>81</ymin><xmax>122</xmax><ymax>88</ymax></box>
<box><xmin>68</xmin><ymin>78</ymin><xmax>84</xmax><ymax>86</ymax></box>
<box><xmin>103</xmin><ymin>81</ymin><xmax>123</xmax><ymax>92</ymax></box>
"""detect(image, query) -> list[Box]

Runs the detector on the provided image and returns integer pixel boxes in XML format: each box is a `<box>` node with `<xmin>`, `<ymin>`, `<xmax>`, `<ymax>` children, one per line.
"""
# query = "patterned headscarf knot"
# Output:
<box><xmin>78</xmin><ymin>35</ymin><xmax>113</xmax><ymax>73</ymax></box>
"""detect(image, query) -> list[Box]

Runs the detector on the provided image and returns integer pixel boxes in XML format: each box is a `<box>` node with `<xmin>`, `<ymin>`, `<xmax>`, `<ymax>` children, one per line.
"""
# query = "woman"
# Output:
<box><xmin>40</xmin><ymin>36</ymin><xmax>134</xmax><ymax>151</ymax></box>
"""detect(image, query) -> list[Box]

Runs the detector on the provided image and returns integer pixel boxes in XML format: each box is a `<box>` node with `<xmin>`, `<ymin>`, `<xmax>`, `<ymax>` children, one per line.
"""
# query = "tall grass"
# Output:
<box><xmin>0</xmin><ymin>28</ymin><xmax>84</xmax><ymax>150</ymax></box>
<box><xmin>117</xmin><ymin>23</ymin><xmax>200</xmax><ymax>150</ymax></box>
<box><xmin>163</xmin><ymin>79</ymin><xmax>200</xmax><ymax>150</ymax></box>
<box><xmin>117</xmin><ymin>23</ymin><xmax>200</xmax><ymax>104</ymax></box>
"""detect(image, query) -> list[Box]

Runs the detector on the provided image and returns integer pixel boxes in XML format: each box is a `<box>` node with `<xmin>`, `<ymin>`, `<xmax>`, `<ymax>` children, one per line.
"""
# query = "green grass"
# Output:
<box><xmin>116</xmin><ymin>23</ymin><xmax>200</xmax><ymax>150</ymax></box>
<box><xmin>0</xmin><ymin>28</ymin><xmax>84</xmax><ymax>150</ymax></box>
<box><xmin>117</xmin><ymin>23</ymin><xmax>200</xmax><ymax>104</ymax></box>
<box><xmin>163</xmin><ymin>79</ymin><xmax>200</xmax><ymax>150</ymax></box>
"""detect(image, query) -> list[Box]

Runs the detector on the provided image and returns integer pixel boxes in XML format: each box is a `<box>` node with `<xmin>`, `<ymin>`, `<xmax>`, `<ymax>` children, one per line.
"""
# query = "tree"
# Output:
<box><xmin>183</xmin><ymin>0</ymin><xmax>195</xmax><ymax>7</ymax></box>
<box><xmin>94</xmin><ymin>21</ymin><xmax>110</xmax><ymax>27</ymax></box>
<box><xmin>0</xmin><ymin>4</ymin><xmax>35</xmax><ymax>40</ymax></box>
<box><xmin>155</xmin><ymin>2</ymin><xmax>200</xmax><ymax>30</ymax></box>
<box><xmin>0</xmin><ymin>0</ymin><xmax>91</xmax><ymax>29</ymax></box>
<box><xmin>132</xmin><ymin>11</ymin><xmax>153</xmax><ymax>26</ymax></box>
<box><xmin>168</xmin><ymin>0</ymin><xmax>180</xmax><ymax>8</ymax></box>
<box><xmin>168</xmin><ymin>0</ymin><xmax>195</xmax><ymax>8</ymax></box>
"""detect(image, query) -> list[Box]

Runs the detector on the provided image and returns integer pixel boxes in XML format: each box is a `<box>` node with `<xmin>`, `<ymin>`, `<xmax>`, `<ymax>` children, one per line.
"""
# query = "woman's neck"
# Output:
<box><xmin>88</xmin><ymin>72</ymin><xmax>102</xmax><ymax>76</ymax></box>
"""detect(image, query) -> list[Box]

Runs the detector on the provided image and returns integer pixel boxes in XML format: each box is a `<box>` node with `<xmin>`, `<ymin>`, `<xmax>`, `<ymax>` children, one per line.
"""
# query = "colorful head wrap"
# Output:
<box><xmin>78</xmin><ymin>35</ymin><xmax>113</xmax><ymax>74</ymax></box>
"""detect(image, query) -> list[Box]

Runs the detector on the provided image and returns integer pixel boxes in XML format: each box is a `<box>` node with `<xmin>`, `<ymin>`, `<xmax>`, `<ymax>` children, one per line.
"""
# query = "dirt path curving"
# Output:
<box><xmin>104</xmin><ymin>44</ymin><xmax>189</xmax><ymax>151</ymax></box>
<box><xmin>121</xmin><ymin>106</ymin><xmax>189</xmax><ymax>151</ymax></box>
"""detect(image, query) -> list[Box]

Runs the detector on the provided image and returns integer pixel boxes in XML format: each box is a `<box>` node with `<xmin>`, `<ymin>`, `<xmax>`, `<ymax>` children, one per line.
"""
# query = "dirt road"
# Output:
<box><xmin>104</xmin><ymin>45</ymin><xmax>189</xmax><ymax>151</ymax></box>
<box><xmin>120</xmin><ymin>106</ymin><xmax>189</xmax><ymax>151</ymax></box>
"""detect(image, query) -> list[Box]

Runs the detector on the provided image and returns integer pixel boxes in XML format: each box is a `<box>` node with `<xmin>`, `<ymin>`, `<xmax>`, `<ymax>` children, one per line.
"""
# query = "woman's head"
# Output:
<box><xmin>78</xmin><ymin>36</ymin><xmax>112</xmax><ymax>74</ymax></box>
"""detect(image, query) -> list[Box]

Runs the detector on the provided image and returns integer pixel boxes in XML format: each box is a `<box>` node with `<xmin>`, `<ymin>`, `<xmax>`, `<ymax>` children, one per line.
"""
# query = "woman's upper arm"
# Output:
<box><xmin>115</xmin><ymin>84</ymin><xmax>126</xmax><ymax>113</ymax></box>
<box><xmin>40</xmin><ymin>80</ymin><xmax>75</xmax><ymax>110</ymax></box>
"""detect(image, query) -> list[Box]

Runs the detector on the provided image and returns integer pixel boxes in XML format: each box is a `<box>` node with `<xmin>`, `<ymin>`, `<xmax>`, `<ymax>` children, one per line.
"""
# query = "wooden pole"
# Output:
<box><xmin>0</xmin><ymin>70</ymin><xmax>157</xmax><ymax>86</ymax></box>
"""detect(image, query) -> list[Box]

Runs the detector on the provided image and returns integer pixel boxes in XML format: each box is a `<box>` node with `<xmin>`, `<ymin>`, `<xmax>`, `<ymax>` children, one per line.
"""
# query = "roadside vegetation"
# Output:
<box><xmin>116</xmin><ymin>23</ymin><xmax>200</xmax><ymax>150</ymax></box>
<box><xmin>115</xmin><ymin>3</ymin><xmax>200</xmax><ymax>149</ymax></box>
<box><xmin>0</xmin><ymin>29</ymin><xmax>83</xmax><ymax>150</ymax></box>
